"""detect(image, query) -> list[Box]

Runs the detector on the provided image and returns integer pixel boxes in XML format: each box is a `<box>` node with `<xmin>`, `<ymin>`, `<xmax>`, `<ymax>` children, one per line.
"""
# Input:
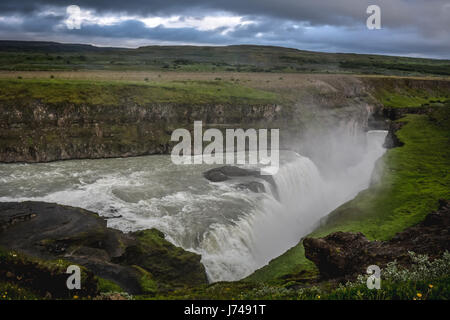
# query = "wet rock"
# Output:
<box><xmin>203</xmin><ymin>169</ymin><xmax>229</xmax><ymax>182</ymax></box>
<box><xmin>236</xmin><ymin>181</ymin><xmax>266</xmax><ymax>193</ymax></box>
<box><xmin>204</xmin><ymin>166</ymin><xmax>279</xmax><ymax>199</ymax></box>
<box><xmin>203</xmin><ymin>166</ymin><xmax>259</xmax><ymax>181</ymax></box>
<box><xmin>304</xmin><ymin>199</ymin><xmax>450</xmax><ymax>280</ymax></box>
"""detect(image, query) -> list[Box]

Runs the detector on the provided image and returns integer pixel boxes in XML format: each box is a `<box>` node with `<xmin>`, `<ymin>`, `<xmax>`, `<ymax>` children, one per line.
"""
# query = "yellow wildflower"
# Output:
<box><xmin>428</xmin><ymin>284</ymin><xmax>433</xmax><ymax>288</ymax></box>
<box><xmin>416</xmin><ymin>293</ymin><xmax>422</xmax><ymax>298</ymax></box>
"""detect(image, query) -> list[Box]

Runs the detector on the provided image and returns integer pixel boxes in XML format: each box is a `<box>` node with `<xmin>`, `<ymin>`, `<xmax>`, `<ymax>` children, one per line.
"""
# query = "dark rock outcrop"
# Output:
<box><xmin>304</xmin><ymin>199</ymin><xmax>450</xmax><ymax>280</ymax></box>
<box><xmin>203</xmin><ymin>165</ymin><xmax>279</xmax><ymax>199</ymax></box>
<box><xmin>0</xmin><ymin>201</ymin><xmax>207</xmax><ymax>295</ymax></box>
<box><xmin>203</xmin><ymin>165</ymin><xmax>262</xmax><ymax>181</ymax></box>
<box><xmin>383</xmin><ymin>121</ymin><xmax>405</xmax><ymax>149</ymax></box>
<box><xmin>382</xmin><ymin>106</ymin><xmax>436</xmax><ymax>121</ymax></box>
<box><xmin>236</xmin><ymin>181</ymin><xmax>266</xmax><ymax>193</ymax></box>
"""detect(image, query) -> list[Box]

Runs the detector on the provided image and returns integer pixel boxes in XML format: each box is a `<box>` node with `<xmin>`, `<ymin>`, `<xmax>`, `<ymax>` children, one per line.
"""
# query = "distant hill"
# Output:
<box><xmin>0</xmin><ymin>40</ymin><xmax>108</xmax><ymax>52</ymax></box>
<box><xmin>0</xmin><ymin>40</ymin><xmax>449</xmax><ymax>76</ymax></box>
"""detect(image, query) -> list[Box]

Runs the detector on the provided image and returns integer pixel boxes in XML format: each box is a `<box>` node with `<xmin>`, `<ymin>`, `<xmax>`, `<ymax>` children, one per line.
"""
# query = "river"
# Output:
<box><xmin>0</xmin><ymin>130</ymin><xmax>387</xmax><ymax>282</ymax></box>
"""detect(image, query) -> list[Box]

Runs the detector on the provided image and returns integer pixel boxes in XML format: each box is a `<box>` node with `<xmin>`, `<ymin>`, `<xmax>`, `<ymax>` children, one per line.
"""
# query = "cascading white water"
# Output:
<box><xmin>197</xmin><ymin>130</ymin><xmax>388</xmax><ymax>281</ymax></box>
<box><xmin>0</xmin><ymin>130</ymin><xmax>388</xmax><ymax>283</ymax></box>
<box><xmin>197</xmin><ymin>154</ymin><xmax>327</xmax><ymax>281</ymax></box>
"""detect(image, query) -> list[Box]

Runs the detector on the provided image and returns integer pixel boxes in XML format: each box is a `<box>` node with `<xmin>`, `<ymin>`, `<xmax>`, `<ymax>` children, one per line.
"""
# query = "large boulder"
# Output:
<box><xmin>0</xmin><ymin>201</ymin><xmax>207</xmax><ymax>296</ymax></box>
<box><xmin>203</xmin><ymin>165</ymin><xmax>260</xmax><ymax>182</ymax></box>
<box><xmin>304</xmin><ymin>199</ymin><xmax>450</xmax><ymax>280</ymax></box>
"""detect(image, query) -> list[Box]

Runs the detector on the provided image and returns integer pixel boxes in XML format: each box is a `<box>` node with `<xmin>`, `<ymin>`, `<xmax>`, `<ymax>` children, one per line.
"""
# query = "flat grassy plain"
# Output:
<box><xmin>1</xmin><ymin>71</ymin><xmax>449</xmax><ymax>108</ymax></box>
<box><xmin>1</xmin><ymin>70</ymin><xmax>448</xmax><ymax>84</ymax></box>
<box><xmin>0</xmin><ymin>78</ymin><xmax>279</xmax><ymax>105</ymax></box>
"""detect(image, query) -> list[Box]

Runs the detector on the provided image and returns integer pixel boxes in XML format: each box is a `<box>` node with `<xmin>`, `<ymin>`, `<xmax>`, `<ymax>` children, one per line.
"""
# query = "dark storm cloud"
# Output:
<box><xmin>1</xmin><ymin>0</ymin><xmax>449</xmax><ymax>33</ymax></box>
<box><xmin>66</xmin><ymin>19</ymin><xmax>229</xmax><ymax>44</ymax></box>
<box><xmin>0</xmin><ymin>0</ymin><xmax>449</xmax><ymax>58</ymax></box>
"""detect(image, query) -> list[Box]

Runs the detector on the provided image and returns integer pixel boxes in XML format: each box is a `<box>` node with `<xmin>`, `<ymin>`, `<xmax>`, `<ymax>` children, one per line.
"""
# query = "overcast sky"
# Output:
<box><xmin>0</xmin><ymin>0</ymin><xmax>449</xmax><ymax>59</ymax></box>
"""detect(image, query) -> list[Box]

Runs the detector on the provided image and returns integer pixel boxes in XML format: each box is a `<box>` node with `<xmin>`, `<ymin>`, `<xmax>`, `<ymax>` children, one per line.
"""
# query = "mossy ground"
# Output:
<box><xmin>364</xmin><ymin>77</ymin><xmax>450</xmax><ymax>108</ymax></box>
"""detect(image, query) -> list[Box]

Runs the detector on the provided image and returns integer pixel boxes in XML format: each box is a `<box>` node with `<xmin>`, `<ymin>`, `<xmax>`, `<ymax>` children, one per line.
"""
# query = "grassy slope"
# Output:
<box><xmin>248</xmin><ymin>106</ymin><xmax>450</xmax><ymax>282</ymax></box>
<box><xmin>0</xmin><ymin>78</ymin><xmax>278</xmax><ymax>105</ymax></box>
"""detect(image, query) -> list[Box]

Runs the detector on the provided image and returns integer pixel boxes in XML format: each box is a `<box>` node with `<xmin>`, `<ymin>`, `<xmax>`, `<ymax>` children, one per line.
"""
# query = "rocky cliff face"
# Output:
<box><xmin>0</xmin><ymin>101</ymin><xmax>291</xmax><ymax>162</ymax></box>
<box><xmin>0</xmin><ymin>104</ymin><xmax>371</xmax><ymax>164</ymax></box>
<box><xmin>0</xmin><ymin>101</ymin><xmax>376</xmax><ymax>164</ymax></box>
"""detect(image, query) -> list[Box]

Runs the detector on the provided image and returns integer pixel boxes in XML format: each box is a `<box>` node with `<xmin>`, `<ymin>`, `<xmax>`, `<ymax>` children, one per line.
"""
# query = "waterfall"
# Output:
<box><xmin>197</xmin><ymin>130</ymin><xmax>388</xmax><ymax>282</ymax></box>
<box><xmin>271</xmin><ymin>155</ymin><xmax>324</xmax><ymax>205</ymax></box>
<box><xmin>198</xmin><ymin>154</ymin><xmax>329</xmax><ymax>282</ymax></box>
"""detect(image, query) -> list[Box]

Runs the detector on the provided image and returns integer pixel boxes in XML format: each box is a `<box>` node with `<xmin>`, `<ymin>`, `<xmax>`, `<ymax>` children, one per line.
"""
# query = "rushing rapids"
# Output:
<box><xmin>0</xmin><ymin>130</ymin><xmax>387</xmax><ymax>282</ymax></box>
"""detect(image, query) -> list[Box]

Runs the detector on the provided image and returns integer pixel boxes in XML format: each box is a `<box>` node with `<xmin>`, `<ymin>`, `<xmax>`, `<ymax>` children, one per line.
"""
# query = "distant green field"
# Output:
<box><xmin>363</xmin><ymin>77</ymin><xmax>450</xmax><ymax>108</ymax></box>
<box><xmin>1</xmin><ymin>41</ymin><xmax>449</xmax><ymax>77</ymax></box>
<box><xmin>248</xmin><ymin>106</ymin><xmax>450</xmax><ymax>282</ymax></box>
<box><xmin>0</xmin><ymin>78</ymin><xmax>279</xmax><ymax>105</ymax></box>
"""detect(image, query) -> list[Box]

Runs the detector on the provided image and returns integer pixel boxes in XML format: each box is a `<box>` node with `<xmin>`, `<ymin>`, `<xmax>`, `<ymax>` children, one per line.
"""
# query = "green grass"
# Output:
<box><xmin>0</xmin><ymin>78</ymin><xmax>279</xmax><ymax>106</ymax></box>
<box><xmin>96</xmin><ymin>277</ymin><xmax>124</xmax><ymax>294</ymax></box>
<box><xmin>375</xmin><ymin>90</ymin><xmax>449</xmax><ymax>108</ymax></box>
<box><xmin>364</xmin><ymin>78</ymin><xmax>450</xmax><ymax>108</ymax></box>
<box><xmin>0</xmin><ymin>281</ymin><xmax>41</xmax><ymax>300</ymax></box>
<box><xmin>236</xmin><ymin>275</ymin><xmax>450</xmax><ymax>300</ymax></box>
<box><xmin>131</xmin><ymin>266</ymin><xmax>158</xmax><ymax>295</ymax></box>
<box><xmin>248</xmin><ymin>107</ymin><xmax>450</xmax><ymax>282</ymax></box>
<box><xmin>143</xmin><ymin>251</ymin><xmax>450</xmax><ymax>300</ymax></box>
